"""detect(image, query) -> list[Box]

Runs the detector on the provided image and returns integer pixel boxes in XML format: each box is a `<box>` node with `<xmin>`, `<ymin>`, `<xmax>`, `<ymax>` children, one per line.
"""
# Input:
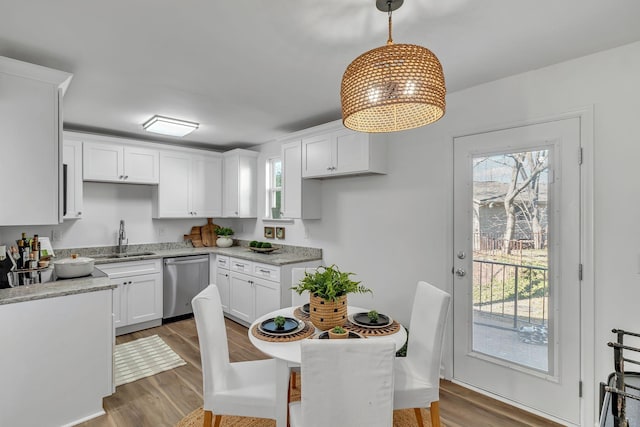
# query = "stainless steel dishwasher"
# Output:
<box><xmin>163</xmin><ymin>255</ymin><xmax>209</xmax><ymax>320</ymax></box>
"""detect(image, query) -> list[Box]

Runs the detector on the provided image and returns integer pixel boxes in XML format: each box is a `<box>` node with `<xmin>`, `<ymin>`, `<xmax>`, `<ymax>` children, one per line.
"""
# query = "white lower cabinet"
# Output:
<box><xmin>216</xmin><ymin>255</ymin><xmax>231</xmax><ymax>313</ymax></box>
<box><xmin>221</xmin><ymin>256</ymin><xmax>321</xmax><ymax>326</ymax></box>
<box><xmin>229</xmin><ymin>271</ymin><xmax>279</xmax><ymax>324</ymax></box>
<box><xmin>98</xmin><ymin>259</ymin><xmax>163</xmax><ymax>335</ymax></box>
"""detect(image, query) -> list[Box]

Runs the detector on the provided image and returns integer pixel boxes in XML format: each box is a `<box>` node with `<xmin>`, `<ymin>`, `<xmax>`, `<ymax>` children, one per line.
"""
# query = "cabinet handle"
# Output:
<box><xmin>259</xmin><ymin>269</ymin><xmax>270</xmax><ymax>274</ymax></box>
<box><xmin>235</xmin><ymin>264</ymin><xmax>245</xmax><ymax>268</ymax></box>
<box><xmin>77</xmin><ymin>212</ymin><xmax>82</xmax><ymax>216</ymax></box>
<box><xmin>326</xmin><ymin>166</ymin><xmax>332</xmax><ymax>171</ymax></box>
<box><xmin>124</xmin><ymin>175</ymin><xmax>129</xmax><ymax>179</ymax></box>
<box><xmin>119</xmin><ymin>175</ymin><xmax>124</xmax><ymax>179</ymax></box>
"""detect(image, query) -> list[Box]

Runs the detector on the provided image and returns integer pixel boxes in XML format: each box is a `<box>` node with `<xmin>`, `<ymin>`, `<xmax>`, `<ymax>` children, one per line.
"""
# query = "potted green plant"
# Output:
<box><xmin>328</xmin><ymin>325</ymin><xmax>348</xmax><ymax>339</ymax></box>
<box><xmin>292</xmin><ymin>265</ymin><xmax>372</xmax><ymax>330</ymax></box>
<box><xmin>215</xmin><ymin>227</ymin><xmax>234</xmax><ymax>248</ymax></box>
<box><xmin>273</xmin><ymin>315</ymin><xmax>286</xmax><ymax>330</ymax></box>
<box><xmin>367</xmin><ymin>310</ymin><xmax>379</xmax><ymax>323</ymax></box>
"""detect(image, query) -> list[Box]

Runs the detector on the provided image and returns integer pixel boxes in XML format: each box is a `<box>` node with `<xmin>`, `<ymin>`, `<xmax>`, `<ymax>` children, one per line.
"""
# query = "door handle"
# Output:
<box><xmin>455</xmin><ymin>268</ymin><xmax>466</xmax><ymax>277</ymax></box>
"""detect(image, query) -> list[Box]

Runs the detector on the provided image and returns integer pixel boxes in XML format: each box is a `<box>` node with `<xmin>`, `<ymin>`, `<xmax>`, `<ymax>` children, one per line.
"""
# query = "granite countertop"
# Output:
<box><xmin>0</xmin><ymin>275</ymin><xmax>115</xmax><ymax>306</ymax></box>
<box><xmin>58</xmin><ymin>241</ymin><xmax>323</xmax><ymax>266</ymax></box>
<box><xmin>0</xmin><ymin>241</ymin><xmax>322</xmax><ymax>306</ymax></box>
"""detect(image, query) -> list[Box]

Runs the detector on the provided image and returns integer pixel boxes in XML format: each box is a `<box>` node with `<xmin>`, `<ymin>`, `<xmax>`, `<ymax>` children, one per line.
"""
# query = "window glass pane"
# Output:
<box><xmin>274</xmin><ymin>160</ymin><xmax>282</xmax><ymax>188</ymax></box>
<box><xmin>472</xmin><ymin>150</ymin><xmax>550</xmax><ymax>373</ymax></box>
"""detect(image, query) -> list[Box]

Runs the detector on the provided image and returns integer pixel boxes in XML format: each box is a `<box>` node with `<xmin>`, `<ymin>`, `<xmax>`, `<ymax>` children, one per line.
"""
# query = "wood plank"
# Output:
<box><xmin>79</xmin><ymin>317</ymin><xmax>563</xmax><ymax>427</ymax></box>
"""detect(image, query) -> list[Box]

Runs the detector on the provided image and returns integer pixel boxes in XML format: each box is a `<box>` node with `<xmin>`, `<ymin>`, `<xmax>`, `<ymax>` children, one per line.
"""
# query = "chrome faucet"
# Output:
<box><xmin>118</xmin><ymin>220</ymin><xmax>128</xmax><ymax>255</ymax></box>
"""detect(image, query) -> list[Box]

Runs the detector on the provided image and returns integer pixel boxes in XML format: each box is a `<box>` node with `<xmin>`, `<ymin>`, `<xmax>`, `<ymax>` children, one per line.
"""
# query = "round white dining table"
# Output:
<box><xmin>248</xmin><ymin>305</ymin><xmax>407</xmax><ymax>427</ymax></box>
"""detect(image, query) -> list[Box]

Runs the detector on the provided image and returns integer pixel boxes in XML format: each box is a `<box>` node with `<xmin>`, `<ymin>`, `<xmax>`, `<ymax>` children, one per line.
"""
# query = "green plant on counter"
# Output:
<box><xmin>262</xmin><ymin>242</ymin><xmax>272</xmax><ymax>248</ymax></box>
<box><xmin>216</xmin><ymin>227</ymin><xmax>234</xmax><ymax>236</ymax></box>
<box><xmin>291</xmin><ymin>264</ymin><xmax>371</xmax><ymax>302</ymax></box>
<box><xmin>249</xmin><ymin>241</ymin><xmax>259</xmax><ymax>247</ymax></box>
<box><xmin>367</xmin><ymin>310</ymin><xmax>379</xmax><ymax>323</ymax></box>
<box><xmin>274</xmin><ymin>316</ymin><xmax>286</xmax><ymax>329</ymax></box>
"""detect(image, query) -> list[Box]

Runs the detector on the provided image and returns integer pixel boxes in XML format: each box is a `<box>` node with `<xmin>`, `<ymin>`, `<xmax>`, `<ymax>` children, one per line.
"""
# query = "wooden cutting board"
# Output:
<box><xmin>201</xmin><ymin>218</ymin><xmax>219</xmax><ymax>247</ymax></box>
<box><xmin>184</xmin><ymin>226</ymin><xmax>203</xmax><ymax>247</ymax></box>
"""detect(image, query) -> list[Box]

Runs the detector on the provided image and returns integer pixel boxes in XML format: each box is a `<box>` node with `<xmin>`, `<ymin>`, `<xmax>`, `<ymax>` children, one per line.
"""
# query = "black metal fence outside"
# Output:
<box><xmin>473</xmin><ymin>259</ymin><xmax>549</xmax><ymax>330</ymax></box>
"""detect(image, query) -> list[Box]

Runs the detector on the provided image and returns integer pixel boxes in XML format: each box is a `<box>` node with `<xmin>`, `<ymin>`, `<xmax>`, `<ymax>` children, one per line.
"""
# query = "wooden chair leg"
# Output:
<box><xmin>430</xmin><ymin>401</ymin><xmax>441</xmax><ymax>427</ymax></box>
<box><xmin>213</xmin><ymin>414</ymin><xmax>222</xmax><ymax>427</ymax></box>
<box><xmin>291</xmin><ymin>370</ymin><xmax>298</xmax><ymax>389</ymax></box>
<box><xmin>203</xmin><ymin>410</ymin><xmax>213</xmax><ymax>427</ymax></box>
<box><xmin>413</xmin><ymin>407</ymin><xmax>425</xmax><ymax>427</ymax></box>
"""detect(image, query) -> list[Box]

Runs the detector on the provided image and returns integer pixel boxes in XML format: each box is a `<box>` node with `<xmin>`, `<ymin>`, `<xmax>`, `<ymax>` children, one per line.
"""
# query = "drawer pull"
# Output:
<box><xmin>259</xmin><ymin>269</ymin><xmax>271</xmax><ymax>274</ymax></box>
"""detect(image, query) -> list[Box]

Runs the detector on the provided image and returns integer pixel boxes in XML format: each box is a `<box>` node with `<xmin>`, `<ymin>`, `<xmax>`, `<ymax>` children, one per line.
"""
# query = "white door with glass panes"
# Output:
<box><xmin>452</xmin><ymin>118</ymin><xmax>581</xmax><ymax>425</ymax></box>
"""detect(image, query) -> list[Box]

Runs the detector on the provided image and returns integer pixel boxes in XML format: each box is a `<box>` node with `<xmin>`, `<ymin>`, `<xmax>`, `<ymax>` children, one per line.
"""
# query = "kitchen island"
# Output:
<box><xmin>0</xmin><ymin>274</ymin><xmax>115</xmax><ymax>427</ymax></box>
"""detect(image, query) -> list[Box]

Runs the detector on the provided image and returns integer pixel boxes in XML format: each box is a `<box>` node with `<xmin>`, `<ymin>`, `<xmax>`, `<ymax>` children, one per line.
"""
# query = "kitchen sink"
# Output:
<box><xmin>92</xmin><ymin>252</ymin><xmax>156</xmax><ymax>259</ymax></box>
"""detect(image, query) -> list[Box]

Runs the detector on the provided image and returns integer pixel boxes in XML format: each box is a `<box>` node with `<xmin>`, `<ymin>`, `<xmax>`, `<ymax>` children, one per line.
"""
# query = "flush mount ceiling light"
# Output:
<box><xmin>341</xmin><ymin>0</ymin><xmax>446</xmax><ymax>133</ymax></box>
<box><xmin>142</xmin><ymin>115</ymin><xmax>199</xmax><ymax>137</ymax></box>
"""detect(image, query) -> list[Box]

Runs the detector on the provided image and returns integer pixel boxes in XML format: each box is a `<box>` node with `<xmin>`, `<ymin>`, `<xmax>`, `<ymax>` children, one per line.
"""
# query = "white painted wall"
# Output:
<box><xmin>242</xmin><ymin>41</ymin><xmax>640</xmax><ymax>425</ymax></box>
<box><xmin>0</xmin><ymin>182</ymin><xmax>238</xmax><ymax>249</ymax></box>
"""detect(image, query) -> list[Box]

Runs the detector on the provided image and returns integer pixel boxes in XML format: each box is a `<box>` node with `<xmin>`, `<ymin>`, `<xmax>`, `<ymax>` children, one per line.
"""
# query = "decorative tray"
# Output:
<box><xmin>349</xmin><ymin>312</ymin><xmax>393</xmax><ymax>329</ymax></box>
<box><xmin>248</xmin><ymin>246</ymin><xmax>280</xmax><ymax>254</ymax></box>
<box><xmin>316</xmin><ymin>331</ymin><xmax>364</xmax><ymax>339</ymax></box>
<box><xmin>258</xmin><ymin>317</ymin><xmax>303</xmax><ymax>335</ymax></box>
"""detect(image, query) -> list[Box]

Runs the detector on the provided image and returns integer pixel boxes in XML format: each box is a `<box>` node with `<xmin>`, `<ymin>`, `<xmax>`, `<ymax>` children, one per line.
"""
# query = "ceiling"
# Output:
<box><xmin>3</xmin><ymin>1</ymin><xmax>640</xmax><ymax>150</ymax></box>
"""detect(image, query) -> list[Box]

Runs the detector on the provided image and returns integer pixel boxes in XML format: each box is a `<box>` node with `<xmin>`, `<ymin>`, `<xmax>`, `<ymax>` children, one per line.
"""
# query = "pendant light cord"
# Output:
<box><xmin>387</xmin><ymin>0</ymin><xmax>393</xmax><ymax>45</ymax></box>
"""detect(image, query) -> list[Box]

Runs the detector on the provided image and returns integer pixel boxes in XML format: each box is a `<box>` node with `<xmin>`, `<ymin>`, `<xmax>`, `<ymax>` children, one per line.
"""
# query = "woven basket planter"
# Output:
<box><xmin>309</xmin><ymin>294</ymin><xmax>347</xmax><ymax>331</ymax></box>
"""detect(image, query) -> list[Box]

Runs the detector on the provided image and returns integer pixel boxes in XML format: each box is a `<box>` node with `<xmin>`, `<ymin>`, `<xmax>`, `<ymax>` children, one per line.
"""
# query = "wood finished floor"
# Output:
<box><xmin>78</xmin><ymin>317</ymin><xmax>562</xmax><ymax>427</ymax></box>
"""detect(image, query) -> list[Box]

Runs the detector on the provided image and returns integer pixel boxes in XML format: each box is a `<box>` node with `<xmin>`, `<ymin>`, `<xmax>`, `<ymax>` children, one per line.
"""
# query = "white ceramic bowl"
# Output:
<box><xmin>53</xmin><ymin>255</ymin><xmax>95</xmax><ymax>278</ymax></box>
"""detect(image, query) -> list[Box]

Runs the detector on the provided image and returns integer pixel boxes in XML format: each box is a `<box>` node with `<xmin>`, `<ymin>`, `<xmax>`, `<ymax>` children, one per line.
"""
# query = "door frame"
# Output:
<box><xmin>446</xmin><ymin>107</ymin><xmax>594</xmax><ymax>426</ymax></box>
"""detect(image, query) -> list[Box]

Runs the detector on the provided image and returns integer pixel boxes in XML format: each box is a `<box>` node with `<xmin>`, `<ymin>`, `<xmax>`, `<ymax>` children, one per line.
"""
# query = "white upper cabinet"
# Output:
<box><xmin>0</xmin><ymin>56</ymin><xmax>72</xmax><ymax>225</ymax></box>
<box><xmin>301</xmin><ymin>126</ymin><xmax>387</xmax><ymax>178</ymax></box>
<box><xmin>222</xmin><ymin>149</ymin><xmax>257</xmax><ymax>218</ymax></box>
<box><xmin>83</xmin><ymin>141</ymin><xmax>159</xmax><ymax>184</ymax></box>
<box><xmin>62</xmin><ymin>139</ymin><xmax>84</xmax><ymax>220</ymax></box>
<box><xmin>153</xmin><ymin>150</ymin><xmax>222</xmax><ymax>218</ymax></box>
<box><xmin>281</xmin><ymin>140</ymin><xmax>321</xmax><ymax>219</ymax></box>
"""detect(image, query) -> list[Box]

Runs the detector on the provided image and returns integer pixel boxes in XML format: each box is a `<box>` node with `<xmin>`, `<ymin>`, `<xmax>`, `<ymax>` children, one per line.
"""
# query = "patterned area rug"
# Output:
<box><xmin>114</xmin><ymin>335</ymin><xmax>186</xmax><ymax>386</ymax></box>
<box><xmin>175</xmin><ymin>376</ymin><xmax>427</xmax><ymax>427</ymax></box>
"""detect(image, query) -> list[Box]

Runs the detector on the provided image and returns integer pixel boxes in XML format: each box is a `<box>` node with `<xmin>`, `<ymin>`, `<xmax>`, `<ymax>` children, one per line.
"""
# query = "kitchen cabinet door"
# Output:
<box><xmin>63</xmin><ymin>139</ymin><xmax>84</xmax><ymax>220</ymax></box>
<box><xmin>155</xmin><ymin>151</ymin><xmax>192</xmax><ymax>217</ymax></box>
<box><xmin>83</xmin><ymin>142</ymin><xmax>124</xmax><ymax>181</ymax></box>
<box><xmin>123</xmin><ymin>146</ymin><xmax>159</xmax><ymax>184</ymax></box>
<box><xmin>216</xmin><ymin>270</ymin><xmax>230</xmax><ymax>313</ymax></box>
<box><xmin>300</xmin><ymin>122</ymin><xmax>386</xmax><ymax>178</ymax></box>
<box><xmin>126</xmin><ymin>272</ymin><xmax>163</xmax><ymax>325</ymax></box>
<box><xmin>253</xmin><ymin>277</ymin><xmax>280</xmax><ymax>320</ymax></box>
<box><xmin>281</xmin><ymin>140</ymin><xmax>321</xmax><ymax>219</ymax></box>
<box><xmin>192</xmin><ymin>154</ymin><xmax>222</xmax><ymax>218</ymax></box>
<box><xmin>0</xmin><ymin>57</ymin><xmax>71</xmax><ymax>225</ymax></box>
<box><xmin>229</xmin><ymin>272</ymin><xmax>253</xmax><ymax>323</ymax></box>
<box><xmin>333</xmin><ymin>129</ymin><xmax>370</xmax><ymax>174</ymax></box>
<box><xmin>302</xmin><ymin>133</ymin><xmax>334</xmax><ymax>177</ymax></box>
<box><xmin>112</xmin><ymin>282</ymin><xmax>125</xmax><ymax>328</ymax></box>
<box><xmin>223</xmin><ymin>149</ymin><xmax>257</xmax><ymax>218</ymax></box>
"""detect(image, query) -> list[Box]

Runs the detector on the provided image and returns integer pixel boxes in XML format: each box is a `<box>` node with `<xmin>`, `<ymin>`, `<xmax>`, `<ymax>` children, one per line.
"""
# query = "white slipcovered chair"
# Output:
<box><xmin>192</xmin><ymin>284</ymin><xmax>281</xmax><ymax>427</ymax></box>
<box><xmin>289</xmin><ymin>339</ymin><xmax>396</xmax><ymax>427</ymax></box>
<box><xmin>393</xmin><ymin>281</ymin><xmax>451</xmax><ymax>427</ymax></box>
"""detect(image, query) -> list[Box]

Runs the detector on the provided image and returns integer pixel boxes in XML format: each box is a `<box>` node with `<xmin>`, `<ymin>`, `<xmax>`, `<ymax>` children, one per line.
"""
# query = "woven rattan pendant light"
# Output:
<box><xmin>341</xmin><ymin>0</ymin><xmax>446</xmax><ymax>133</ymax></box>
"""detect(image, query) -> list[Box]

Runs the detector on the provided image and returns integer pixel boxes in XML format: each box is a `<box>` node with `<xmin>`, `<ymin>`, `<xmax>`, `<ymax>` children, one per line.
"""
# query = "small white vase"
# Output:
<box><xmin>216</xmin><ymin>236</ymin><xmax>233</xmax><ymax>248</ymax></box>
